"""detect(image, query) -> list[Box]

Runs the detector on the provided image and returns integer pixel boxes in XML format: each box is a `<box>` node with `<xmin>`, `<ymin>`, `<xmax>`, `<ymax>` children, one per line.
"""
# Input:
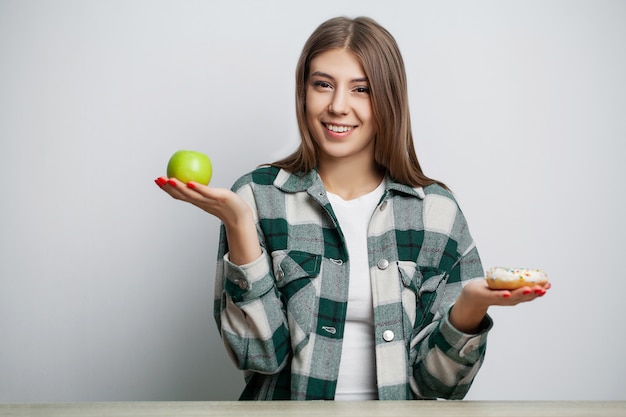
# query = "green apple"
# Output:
<box><xmin>166</xmin><ymin>150</ymin><xmax>212</xmax><ymax>185</ymax></box>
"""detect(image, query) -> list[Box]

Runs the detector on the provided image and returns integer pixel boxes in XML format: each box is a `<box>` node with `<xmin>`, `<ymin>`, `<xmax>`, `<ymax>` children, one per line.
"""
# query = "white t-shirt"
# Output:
<box><xmin>327</xmin><ymin>180</ymin><xmax>385</xmax><ymax>401</ymax></box>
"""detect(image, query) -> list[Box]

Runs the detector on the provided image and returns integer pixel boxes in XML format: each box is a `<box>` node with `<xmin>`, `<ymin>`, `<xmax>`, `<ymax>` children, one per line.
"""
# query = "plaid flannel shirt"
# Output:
<box><xmin>214</xmin><ymin>166</ymin><xmax>492</xmax><ymax>400</ymax></box>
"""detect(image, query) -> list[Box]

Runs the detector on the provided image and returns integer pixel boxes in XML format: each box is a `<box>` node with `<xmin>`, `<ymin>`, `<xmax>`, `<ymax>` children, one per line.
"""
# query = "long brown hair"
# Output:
<box><xmin>272</xmin><ymin>16</ymin><xmax>446</xmax><ymax>189</ymax></box>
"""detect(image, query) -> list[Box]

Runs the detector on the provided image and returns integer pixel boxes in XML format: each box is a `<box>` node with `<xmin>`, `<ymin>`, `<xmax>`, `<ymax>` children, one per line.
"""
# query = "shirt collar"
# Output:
<box><xmin>273</xmin><ymin>168</ymin><xmax>425</xmax><ymax>200</ymax></box>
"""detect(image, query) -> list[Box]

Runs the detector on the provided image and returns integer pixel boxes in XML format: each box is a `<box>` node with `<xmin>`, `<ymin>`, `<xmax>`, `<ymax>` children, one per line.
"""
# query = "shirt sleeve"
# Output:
<box><xmin>410</xmin><ymin>303</ymin><xmax>492</xmax><ymax>399</ymax></box>
<box><xmin>213</xmin><ymin>182</ymin><xmax>291</xmax><ymax>375</ymax></box>
<box><xmin>408</xmin><ymin>190</ymin><xmax>492</xmax><ymax>399</ymax></box>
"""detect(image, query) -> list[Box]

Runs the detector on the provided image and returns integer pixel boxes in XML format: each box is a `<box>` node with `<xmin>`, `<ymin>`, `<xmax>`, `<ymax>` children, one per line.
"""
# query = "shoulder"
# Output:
<box><xmin>232</xmin><ymin>166</ymin><xmax>320</xmax><ymax>195</ymax></box>
<box><xmin>230</xmin><ymin>165</ymin><xmax>282</xmax><ymax>192</ymax></box>
<box><xmin>421</xmin><ymin>184</ymin><xmax>474</xmax><ymax>235</ymax></box>
<box><xmin>421</xmin><ymin>183</ymin><xmax>467</xmax><ymax>224</ymax></box>
<box><xmin>422</xmin><ymin>183</ymin><xmax>456</xmax><ymax>201</ymax></box>
<box><xmin>422</xmin><ymin>183</ymin><xmax>461</xmax><ymax>209</ymax></box>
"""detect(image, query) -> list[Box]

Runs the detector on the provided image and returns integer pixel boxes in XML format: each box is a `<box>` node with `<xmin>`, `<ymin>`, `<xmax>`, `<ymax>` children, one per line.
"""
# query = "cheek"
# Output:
<box><xmin>356</xmin><ymin>102</ymin><xmax>374</xmax><ymax>122</ymax></box>
<box><xmin>305</xmin><ymin>103</ymin><xmax>324</xmax><ymax>134</ymax></box>
<box><xmin>305</xmin><ymin>108</ymin><xmax>318</xmax><ymax>133</ymax></box>
<box><xmin>305</xmin><ymin>88</ymin><xmax>329</xmax><ymax>117</ymax></box>
<box><xmin>304</xmin><ymin>99</ymin><xmax>315</xmax><ymax>119</ymax></box>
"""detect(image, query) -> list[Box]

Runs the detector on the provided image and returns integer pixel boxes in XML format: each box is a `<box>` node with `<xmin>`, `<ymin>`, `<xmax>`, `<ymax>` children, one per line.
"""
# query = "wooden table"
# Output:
<box><xmin>1</xmin><ymin>401</ymin><xmax>625</xmax><ymax>417</ymax></box>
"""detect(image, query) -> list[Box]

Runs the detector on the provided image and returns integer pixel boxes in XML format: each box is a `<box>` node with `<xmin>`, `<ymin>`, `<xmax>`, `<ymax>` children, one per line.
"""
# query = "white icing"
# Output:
<box><xmin>486</xmin><ymin>267</ymin><xmax>547</xmax><ymax>283</ymax></box>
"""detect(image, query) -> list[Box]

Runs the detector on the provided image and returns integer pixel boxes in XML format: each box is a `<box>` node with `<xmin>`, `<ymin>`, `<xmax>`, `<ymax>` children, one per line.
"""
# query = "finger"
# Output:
<box><xmin>166</xmin><ymin>177</ymin><xmax>181</xmax><ymax>188</ymax></box>
<box><xmin>180</xmin><ymin>181</ymin><xmax>222</xmax><ymax>204</ymax></box>
<box><xmin>159</xmin><ymin>178</ymin><xmax>199</xmax><ymax>202</ymax></box>
<box><xmin>524</xmin><ymin>284</ymin><xmax>548</xmax><ymax>297</ymax></box>
<box><xmin>154</xmin><ymin>176</ymin><xmax>181</xmax><ymax>191</ymax></box>
<box><xmin>185</xmin><ymin>181</ymin><xmax>225</xmax><ymax>199</ymax></box>
<box><xmin>155</xmin><ymin>177</ymin><xmax>184</xmax><ymax>197</ymax></box>
<box><xmin>185</xmin><ymin>181</ymin><xmax>212</xmax><ymax>195</ymax></box>
<box><xmin>503</xmin><ymin>285</ymin><xmax>548</xmax><ymax>305</ymax></box>
<box><xmin>184</xmin><ymin>183</ymin><xmax>240</xmax><ymax>209</ymax></box>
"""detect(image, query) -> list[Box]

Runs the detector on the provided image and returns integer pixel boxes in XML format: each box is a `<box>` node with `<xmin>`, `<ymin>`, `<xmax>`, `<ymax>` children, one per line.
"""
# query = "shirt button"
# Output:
<box><xmin>460</xmin><ymin>339</ymin><xmax>480</xmax><ymax>357</ymax></box>
<box><xmin>382</xmin><ymin>330</ymin><xmax>395</xmax><ymax>342</ymax></box>
<box><xmin>237</xmin><ymin>280</ymin><xmax>249</xmax><ymax>290</ymax></box>
<box><xmin>377</xmin><ymin>259</ymin><xmax>389</xmax><ymax>270</ymax></box>
<box><xmin>276</xmin><ymin>269</ymin><xmax>284</xmax><ymax>281</ymax></box>
<box><xmin>380</xmin><ymin>201</ymin><xmax>388</xmax><ymax>211</ymax></box>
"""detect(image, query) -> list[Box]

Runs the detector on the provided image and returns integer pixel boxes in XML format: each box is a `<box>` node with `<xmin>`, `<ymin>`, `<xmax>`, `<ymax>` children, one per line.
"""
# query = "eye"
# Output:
<box><xmin>312</xmin><ymin>80</ymin><xmax>332</xmax><ymax>89</ymax></box>
<box><xmin>354</xmin><ymin>86</ymin><xmax>370</xmax><ymax>94</ymax></box>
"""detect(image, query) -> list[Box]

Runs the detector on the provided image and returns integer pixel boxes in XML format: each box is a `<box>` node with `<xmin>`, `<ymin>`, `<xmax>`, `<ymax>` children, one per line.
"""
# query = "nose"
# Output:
<box><xmin>329</xmin><ymin>88</ymin><xmax>349</xmax><ymax>115</ymax></box>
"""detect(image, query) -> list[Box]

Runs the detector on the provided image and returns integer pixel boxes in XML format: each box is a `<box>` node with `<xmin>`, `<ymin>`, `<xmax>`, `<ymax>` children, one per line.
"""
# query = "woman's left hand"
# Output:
<box><xmin>463</xmin><ymin>279</ymin><xmax>550</xmax><ymax>307</ymax></box>
<box><xmin>449</xmin><ymin>279</ymin><xmax>550</xmax><ymax>333</ymax></box>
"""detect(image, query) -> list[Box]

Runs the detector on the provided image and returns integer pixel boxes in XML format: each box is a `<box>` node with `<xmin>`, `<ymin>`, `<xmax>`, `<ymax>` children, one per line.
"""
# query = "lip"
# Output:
<box><xmin>323</xmin><ymin>122</ymin><xmax>357</xmax><ymax>139</ymax></box>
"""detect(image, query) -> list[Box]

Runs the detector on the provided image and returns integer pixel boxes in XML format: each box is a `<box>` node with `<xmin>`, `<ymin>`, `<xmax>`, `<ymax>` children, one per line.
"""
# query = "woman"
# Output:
<box><xmin>155</xmin><ymin>16</ymin><xmax>548</xmax><ymax>400</ymax></box>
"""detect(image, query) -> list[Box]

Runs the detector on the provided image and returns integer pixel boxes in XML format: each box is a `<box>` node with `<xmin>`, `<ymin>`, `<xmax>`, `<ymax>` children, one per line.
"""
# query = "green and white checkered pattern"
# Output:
<box><xmin>214</xmin><ymin>166</ymin><xmax>491</xmax><ymax>400</ymax></box>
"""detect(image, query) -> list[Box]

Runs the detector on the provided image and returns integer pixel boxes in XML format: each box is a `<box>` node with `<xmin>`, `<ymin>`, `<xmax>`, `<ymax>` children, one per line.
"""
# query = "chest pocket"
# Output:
<box><xmin>398</xmin><ymin>262</ymin><xmax>448</xmax><ymax>333</ymax></box>
<box><xmin>271</xmin><ymin>250</ymin><xmax>322</xmax><ymax>351</ymax></box>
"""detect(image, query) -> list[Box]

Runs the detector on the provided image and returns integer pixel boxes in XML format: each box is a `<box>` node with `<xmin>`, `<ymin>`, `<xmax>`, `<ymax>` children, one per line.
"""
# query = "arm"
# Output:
<box><xmin>156</xmin><ymin>177</ymin><xmax>261</xmax><ymax>264</ymax></box>
<box><xmin>409</xmin><ymin>246</ymin><xmax>492</xmax><ymax>400</ymax></box>
<box><xmin>450</xmin><ymin>279</ymin><xmax>549</xmax><ymax>333</ymax></box>
<box><xmin>156</xmin><ymin>176</ymin><xmax>291</xmax><ymax>373</ymax></box>
<box><xmin>409</xmin><ymin>194</ymin><xmax>550</xmax><ymax>399</ymax></box>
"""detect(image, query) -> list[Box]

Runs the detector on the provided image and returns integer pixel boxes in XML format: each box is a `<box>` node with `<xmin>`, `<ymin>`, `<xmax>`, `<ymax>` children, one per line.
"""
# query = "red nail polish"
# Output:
<box><xmin>502</xmin><ymin>293</ymin><xmax>511</xmax><ymax>298</ymax></box>
<box><xmin>167</xmin><ymin>179</ymin><xmax>177</xmax><ymax>187</ymax></box>
<box><xmin>534</xmin><ymin>289</ymin><xmax>544</xmax><ymax>295</ymax></box>
<box><xmin>155</xmin><ymin>177</ymin><xmax>166</xmax><ymax>187</ymax></box>
<box><xmin>523</xmin><ymin>289</ymin><xmax>532</xmax><ymax>295</ymax></box>
<box><xmin>187</xmin><ymin>182</ymin><xmax>196</xmax><ymax>189</ymax></box>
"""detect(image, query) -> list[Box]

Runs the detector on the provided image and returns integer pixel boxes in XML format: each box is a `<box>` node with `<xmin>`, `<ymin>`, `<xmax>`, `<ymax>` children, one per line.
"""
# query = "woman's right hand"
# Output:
<box><xmin>155</xmin><ymin>177</ymin><xmax>262</xmax><ymax>265</ymax></box>
<box><xmin>155</xmin><ymin>177</ymin><xmax>250</xmax><ymax>225</ymax></box>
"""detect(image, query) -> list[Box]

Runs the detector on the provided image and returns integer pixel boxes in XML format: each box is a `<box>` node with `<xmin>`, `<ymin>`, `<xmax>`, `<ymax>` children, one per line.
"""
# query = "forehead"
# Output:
<box><xmin>309</xmin><ymin>48</ymin><xmax>366</xmax><ymax>79</ymax></box>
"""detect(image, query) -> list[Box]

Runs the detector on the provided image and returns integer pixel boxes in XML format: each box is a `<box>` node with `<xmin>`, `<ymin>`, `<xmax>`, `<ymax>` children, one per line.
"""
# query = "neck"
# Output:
<box><xmin>318</xmin><ymin>157</ymin><xmax>384</xmax><ymax>201</ymax></box>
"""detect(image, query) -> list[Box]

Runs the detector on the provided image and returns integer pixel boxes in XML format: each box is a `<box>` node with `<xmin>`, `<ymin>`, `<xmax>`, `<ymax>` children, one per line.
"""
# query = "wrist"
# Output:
<box><xmin>223</xmin><ymin>213</ymin><xmax>262</xmax><ymax>266</ymax></box>
<box><xmin>449</xmin><ymin>291</ymin><xmax>489</xmax><ymax>334</ymax></box>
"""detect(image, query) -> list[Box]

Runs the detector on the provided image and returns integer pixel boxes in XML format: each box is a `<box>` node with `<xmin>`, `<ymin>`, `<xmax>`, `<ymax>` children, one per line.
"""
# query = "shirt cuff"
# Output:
<box><xmin>223</xmin><ymin>249</ymin><xmax>274</xmax><ymax>302</ymax></box>
<box><xmin>438</xmin><ymin>308</ymin><xmax>493</xmax><ymax>363</ymax></box>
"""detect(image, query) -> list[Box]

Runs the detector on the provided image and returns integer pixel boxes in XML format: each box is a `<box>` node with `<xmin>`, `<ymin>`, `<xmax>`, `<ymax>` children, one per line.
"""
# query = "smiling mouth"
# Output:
<box><xmin>324</xmin><ymin>123</ymin><xmax>355</xmax><ymax>133</ymax></box>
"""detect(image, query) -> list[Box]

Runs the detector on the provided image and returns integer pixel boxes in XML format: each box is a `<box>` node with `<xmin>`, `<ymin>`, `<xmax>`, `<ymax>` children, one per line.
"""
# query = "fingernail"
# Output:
<box><xmin>187</xmin><ymin>182</ymin><xmax>196</xmax><ymax>189</ymax></box>
<box><xmin>502</xmin><ymin>293</ymin><xmax>511</xmax><ymax>298</ymax></box>
<box><xmin>523</xmin><ymin>289</ymin><xmax>532</xmax><ymax>295</ymax></box>
<box><xmin>535</xmin><ymin>289</ymin><xmax>545</xmax><ymax>295</ymax></box>
<box><xmin>155</xmin><ymin>177</ymin><xmax>167</xmax><ymax>187</ymax></box>
<box><xmin>167</xmin><ymin>179</ymin><xmax>177</xmax><ymax>187</ymax></box>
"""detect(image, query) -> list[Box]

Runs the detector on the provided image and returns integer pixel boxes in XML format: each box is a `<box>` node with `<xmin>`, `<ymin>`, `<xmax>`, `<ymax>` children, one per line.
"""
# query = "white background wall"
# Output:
<box><xmin>1</xmin><ymin>0</ymin><xmax>625</xmax><ymax>402</ymax></box>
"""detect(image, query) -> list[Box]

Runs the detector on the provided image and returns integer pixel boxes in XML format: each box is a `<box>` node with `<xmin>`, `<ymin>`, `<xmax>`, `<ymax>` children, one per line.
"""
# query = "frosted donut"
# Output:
<box><xmin>485</xmin><ymin>267</ymin><xmax>549</xmax><ymax>290</ymax></box>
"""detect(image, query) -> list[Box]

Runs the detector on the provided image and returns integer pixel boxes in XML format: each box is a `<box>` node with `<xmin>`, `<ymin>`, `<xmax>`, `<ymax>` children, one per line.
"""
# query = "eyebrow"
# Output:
<box><xmin>310</xmin><ymin>71</ymin><xmax>369</xmax><ymax>83</ymax></box>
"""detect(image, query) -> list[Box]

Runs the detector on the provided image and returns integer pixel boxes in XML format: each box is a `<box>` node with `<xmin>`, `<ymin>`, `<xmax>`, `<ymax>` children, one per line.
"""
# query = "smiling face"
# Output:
<box><xmin>305</xmin><ymin>48</ymin><xmax>377</xmax><ymax>167</ymax></box>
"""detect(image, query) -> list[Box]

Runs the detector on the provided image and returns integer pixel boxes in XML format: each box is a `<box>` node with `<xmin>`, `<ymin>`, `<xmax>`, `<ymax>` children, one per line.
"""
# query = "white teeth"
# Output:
<box><xmin>326</xmin><ymin>124</ymin><xmax>353</xmax><ymax>133</ymax></box>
